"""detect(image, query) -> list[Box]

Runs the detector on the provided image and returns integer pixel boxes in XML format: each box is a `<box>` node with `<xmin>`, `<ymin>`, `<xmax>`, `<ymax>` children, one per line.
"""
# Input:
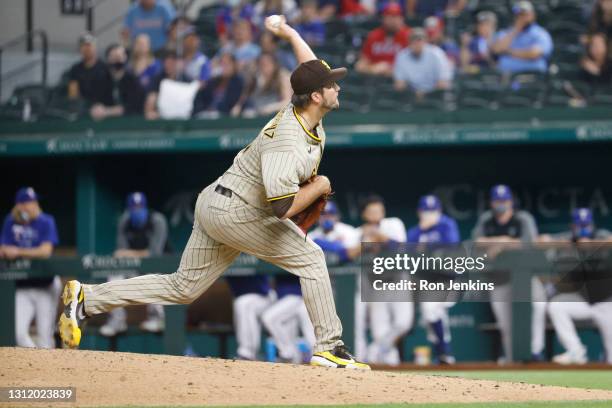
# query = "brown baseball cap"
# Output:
<box><xmin>290</xmin><ymin>59</ymin><xmax>347</xmax><ymax>95</ymax></box>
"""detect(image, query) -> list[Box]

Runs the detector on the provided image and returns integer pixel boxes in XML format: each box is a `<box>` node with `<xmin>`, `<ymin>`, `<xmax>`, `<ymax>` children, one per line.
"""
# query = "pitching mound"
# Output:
<box><xmin>1</xmin><ymin>347</ymin><xmax>611</xmax><ymax>406</ymax></box>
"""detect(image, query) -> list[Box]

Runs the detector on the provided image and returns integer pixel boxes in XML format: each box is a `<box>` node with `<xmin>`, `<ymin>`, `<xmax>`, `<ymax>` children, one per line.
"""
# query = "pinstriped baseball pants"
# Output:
<box><xmin>83</xmin><ymin>182</ymin><xmax>343</xmax><ymax>352</ymax></box>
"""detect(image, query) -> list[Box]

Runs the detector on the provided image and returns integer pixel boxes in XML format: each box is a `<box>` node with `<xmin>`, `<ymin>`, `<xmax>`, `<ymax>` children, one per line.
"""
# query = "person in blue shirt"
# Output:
<box><xmin>491</xmin><ymin>1</ymin><xmax>553</xmax><ymax>74</ymax></box>
<box><xmin>0</xmin><ymin>187</ymin><xmax>60</xmax><ymax>349</ymax></box>
<box><xmin>261</xmin><ymin>274</ymin><xmax>316</xmax><ymax>363</ymax></box>
<box><xmin>295</xmin><ymin>0</ymin><xmax>326</xmax><ymax>47</ymax></box>
<box><xmin>407</xmin><ymin>194</ymin><xmax>460</xmax><ymax>364</ymax></box>
<box><xmin>226</xmin><ymin>275</ymin><xmax>273</xmax><ymax>360</ymax></box>
<box><xmin>122</xmin><ymin>0</ymin><xmax>176</xmax><ymax>52</ymax></box>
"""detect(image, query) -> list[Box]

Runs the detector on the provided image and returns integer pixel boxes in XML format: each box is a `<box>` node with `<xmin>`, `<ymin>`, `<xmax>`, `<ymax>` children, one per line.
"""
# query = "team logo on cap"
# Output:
<box><xmin>320</xmin><ymin>60</ymin><xmax>331</xmax><ymax>70</ymax></box>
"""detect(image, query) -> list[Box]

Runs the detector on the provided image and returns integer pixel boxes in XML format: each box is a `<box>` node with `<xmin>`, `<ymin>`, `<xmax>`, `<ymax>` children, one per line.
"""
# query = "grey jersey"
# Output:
<box><xmin>116</xmin><ymin>210</ymin><xmax>168</xmax><ymax>256</ymax></box>
<box><xmin>471</xmin><ymin>209</ymin><xmax>538</xmax><ymax>242</ymax></box>
<box><xmin>219</xmin><ymin>103</ymin><xmax>325</xmax><ymax>211</ymax></box>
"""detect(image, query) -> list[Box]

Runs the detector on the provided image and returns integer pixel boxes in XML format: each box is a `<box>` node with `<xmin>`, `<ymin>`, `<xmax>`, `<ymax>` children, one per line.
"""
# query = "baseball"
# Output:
<box><xmin>267</xmin><ymin>14</ymin><xmax>282</xmax><ymax>28</ymax></box>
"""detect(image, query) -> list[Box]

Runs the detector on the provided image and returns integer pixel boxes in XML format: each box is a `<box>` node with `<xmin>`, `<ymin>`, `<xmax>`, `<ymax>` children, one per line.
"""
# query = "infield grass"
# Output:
<box><xmin>417</xmin><ymin>370</ymin><xmax>612</xmax><ymax>391</ymax></box>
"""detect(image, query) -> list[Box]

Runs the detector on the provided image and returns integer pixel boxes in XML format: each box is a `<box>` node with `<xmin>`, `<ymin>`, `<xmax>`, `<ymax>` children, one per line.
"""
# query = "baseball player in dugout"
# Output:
<box><xmin>541</xmin><ymin>208</ymin><xmax>612</xmax><ymax>364</ymax></box>
<box><xmin>99</xmin><ymin>192</ymin><xmax>169</xmax><ymax>337</ymax></box>
<box><xmin>59</xmin><ymin>15</ymin><xmax>370</xmax><ymax>369</ymax></box>
<box><xmin>407</xmin><ymin>195</ymin><xmax>460</xmax><ymax>365</ymax></box>
<box><xmin>1</xmin><ymin>187</ymin><xmax>60</xmax><ymax>349</ymax></box>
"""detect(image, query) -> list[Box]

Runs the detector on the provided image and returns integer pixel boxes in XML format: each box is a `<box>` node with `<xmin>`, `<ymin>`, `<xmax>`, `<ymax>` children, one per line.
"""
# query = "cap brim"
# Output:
<box><xmin>328</xmin><ymin>67</ymin><xmax>347</xmax><ymax>82</ymax></box>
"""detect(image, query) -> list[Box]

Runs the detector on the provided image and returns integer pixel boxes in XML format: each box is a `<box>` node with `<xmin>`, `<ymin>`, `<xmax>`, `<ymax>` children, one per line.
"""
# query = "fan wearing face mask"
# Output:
<box><xmin>99</xmin><ymin>192</ymin><xmax>169</xmax><ymax>337</ymax></box>
<box><xmin>407</xmin><ymin>194</ymin><xmax>460</xmax><ymax>364</ymax></box>
<box><xmin>472</xmin><ymin>184</ymin><xmax>540</xmax><ymax>363</ymax></box>
<box><xmin>0</xmin><ymin>187</ymin><xmax>60</xmax><ymax>349</ymax></box>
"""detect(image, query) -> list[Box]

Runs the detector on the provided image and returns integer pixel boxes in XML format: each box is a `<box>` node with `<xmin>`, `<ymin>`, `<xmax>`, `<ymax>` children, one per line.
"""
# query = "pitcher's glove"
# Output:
<box><xmin>291</xmin><ymin>193</ymin><xmax>332</xmax><ymax>234</ymax></box>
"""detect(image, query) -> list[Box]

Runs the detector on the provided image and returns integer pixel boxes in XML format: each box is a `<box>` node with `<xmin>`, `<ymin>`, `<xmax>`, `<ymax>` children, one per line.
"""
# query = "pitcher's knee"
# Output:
<box><xmin>166</xmin><ymin>272</ymin><xmax>203</xmax><ymax>304</ymax></box>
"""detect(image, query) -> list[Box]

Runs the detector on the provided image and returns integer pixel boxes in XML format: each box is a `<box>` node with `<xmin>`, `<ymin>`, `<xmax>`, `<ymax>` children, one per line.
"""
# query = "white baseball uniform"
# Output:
<box><xmin>356</xmin><ymin>217</ymin><xmax>412</xmax><ymax>365</ymax></box>
<box><xmin>82</xmin><ymin>103</ymin><xmax>345</xmax><ymax>353</ymax></box>
<box><xmin>310</xmin><ymin>222</ymin><xmax>362</xmax><ymax>356</ymax></box>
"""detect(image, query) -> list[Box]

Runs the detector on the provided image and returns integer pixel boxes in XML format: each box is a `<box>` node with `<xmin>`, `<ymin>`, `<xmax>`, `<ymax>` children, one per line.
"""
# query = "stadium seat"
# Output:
<box><xmin>498</xmin><ymin>72</ymin><xmax>549</xmax><ymax>108</ymax></box>
<box><xmin>457</xmin><ymin>70</ymin><xmax>503</xmax><ymax>110</ymax></box>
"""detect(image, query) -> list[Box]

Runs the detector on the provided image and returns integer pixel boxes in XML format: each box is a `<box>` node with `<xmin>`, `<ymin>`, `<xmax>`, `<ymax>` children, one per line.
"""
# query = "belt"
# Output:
<box><xmin>215</xmin><ymin>184</ymin><xmax>233</xmax><ymax>198</ymax></box>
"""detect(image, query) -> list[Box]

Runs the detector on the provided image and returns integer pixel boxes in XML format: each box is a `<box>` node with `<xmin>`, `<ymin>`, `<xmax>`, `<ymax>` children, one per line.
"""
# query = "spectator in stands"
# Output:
<box><xmin>193</xmin><ymin>53</ymin><xmax>244</xmax><ymax>117</ymax></box>
<box><xmin>215</xmin><ymin>1</ymin><xmax>256</xmax><ymax>46</ymax></box>
<box><xmin>1</xmin><ymin>187</ymin><xmax>60</xmax><ymax>349</ymax></box>
<box><xmin>164</xmin><ymin>16</ymin><xmax>193</xmax><ymax>54</ymax></box>
<box><xmin>588</xmin><ymin>0</ymin><xmax>612</xmax><ymax>43</ymax></box>
<box><xmin>425</xmin><ymin>16</ymin><xmax>459</xmax><ymax>66</ymax></box>
<box><xmin>318</xmin><ymin>0</ymin><xmax>339</xmax><ymax>21</ymax></box>
<box><xmin>182</xmin><ymin>29</ymin><xmax>212</xmax><ymax>86</ymax></box>
<box><xmin>406</xmin><ymin>0</ymin><xmax>467</xmax><ymax>18</ymax></box>
<box><xmin>144</xmin><ymin>51</ymin><xmax>184</xmax><ymax>120</ymax></box>
<box><xmin>122</xmin><ymin>0</ymin><xmax>176</xmax><ymax>52</ymax></box>
<box><xmin>472</xmin><ymin>184</ymin><xmax>541</xmax><ymax>363</ymax></box>
<box><xmin>580</xmin><ymin>33</ymin><xmax>611</xmax><ymax>84</ymax></box>
<box><xmin>260</xmin><ymin>31</ymin><xmax>297</xmax><ymax>70</ymax></box>
<box><xmin>393</xmin><ymin>28</ymin><xmax>453</xmax><ymax>97</ymax></box>
<box><xmin>232</xmin><ymin>52</ymin><xmax>291</xmax><ymax>117</ymax></box>
<box><xmin>90</xmin><ymin>44</ymin><xmax>146</xmax><ymax>121</ymax></box>
<box><xmin>217</xmin><ymin>19</ymin><xmax>261</xmax><ymax>73</ymax></box>
<box><xmin>67</xmin><ymin>32</ymin><xmax>113</xmax><ymax>107</ymax></box>
<box><xmin>253</xmin><ymin>0</ymin><xmax>299</xmax><ymax>27</ymax></box>
<box><xmin>129</xmin><ymin>34</ymin><xmax>162</xmax><ymax>91</ymax></box>
<box><xmin>100</xmin><ymin>192</ymin><xmax>169</xmax><ymax>336</ymax></box>
<box><xmin>355</xmin><ymin>3</ymin><xmax>410</xmax><ymax>77</ymax></box>
<box><xmin>491</xmin><ymin>1</ymin><xmax>553</xmax><ymax>74</ymax></box>
<box><xmin>459</xmin><ymin>11</ymin><xmax>498</xmax><ymax>72</ymax></box>
<box><xmin>295</xmin><ymin>0</ymin><xmax>326</xmax><ymax>46</ymax></box>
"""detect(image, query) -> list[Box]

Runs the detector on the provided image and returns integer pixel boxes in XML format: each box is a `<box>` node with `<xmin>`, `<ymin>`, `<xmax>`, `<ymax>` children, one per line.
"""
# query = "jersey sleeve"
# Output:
<box><xmin>260</xmin><ymin>112</ymin><xmax>301</xmax><ymax>202</ymax></box>
<box><xmin>344</xmin><ymin>225</ymin><xmax>361</xmax><ymax>249</ymax></box>
<box><xmin>116</xmin><ymin>213</ymin><xmax>130</xmax><ymax>250</ymax></box>
<box><xmin>406</xmin><ymin>226</ymin><xmax>420</xmax><ymax>243</ymax></box>
<box><xmin>471</xmin><ymin>212</ymin><xmax>490</xmax><ymax>239</ymax></box>
<box><xmin>40</xmin><ymin>215</ymin><xmax>59</xmax><ymax>246</ymax></box>
<box><xmin>148</xmin><ymin>212</ymin><xmax>168</xmax><ymax>255</ymax></box>
<box><xmin>517</xmin><ymin>211</ymin><xmax>538</xmax><ymax>242</ymax></box>
<box><xmin>383</xmin><ymin>218</ymin><xmax>407</xmax><ymax>242</ymax></box>
<box><xmin>261</xmin><ymin>151</ymin><xmax>300</xmax><ymax>201</ymax></box>
<box><xmin>442</xmin><ymin>216</ymin><xmax>461</xmax><ymax>244</ymax></box>
<box><xmin>0</xmin><ymin>215</ymin><xmax>13</xmax><ymax>245</ymax></box>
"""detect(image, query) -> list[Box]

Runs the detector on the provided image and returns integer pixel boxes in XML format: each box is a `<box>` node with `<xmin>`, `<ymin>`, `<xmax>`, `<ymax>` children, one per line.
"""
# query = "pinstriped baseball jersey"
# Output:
<box><xmin>220</xmin><ymin>103</ymin><xmax>326</xmax><ymax>211</ymax></box>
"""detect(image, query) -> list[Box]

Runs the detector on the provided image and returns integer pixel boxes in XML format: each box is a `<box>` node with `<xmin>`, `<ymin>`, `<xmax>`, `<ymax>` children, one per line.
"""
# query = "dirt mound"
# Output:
<box><xmin>1</xmin><ymin>347</ymin><xmax>611</xmax><ymax>406</ymax></box>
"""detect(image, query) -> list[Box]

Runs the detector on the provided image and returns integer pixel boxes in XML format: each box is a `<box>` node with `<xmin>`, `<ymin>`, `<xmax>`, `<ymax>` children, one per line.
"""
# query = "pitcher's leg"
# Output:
<box><xmin>83</xmin><ymin>221</ymin><xmax>239</xmax><ymax>316</ymax></box>
<box><xmin>202</xmin><ymin>204</ymin><xmax>343</xmax><ymax>353</ymax></box>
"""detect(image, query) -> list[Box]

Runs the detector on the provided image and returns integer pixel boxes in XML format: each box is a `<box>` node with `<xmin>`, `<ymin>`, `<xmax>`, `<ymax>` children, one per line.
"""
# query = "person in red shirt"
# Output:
<box><xmin>355</xmin><ymin>3</ymin><xmax>411</xmax><ymax>77</ymax></box>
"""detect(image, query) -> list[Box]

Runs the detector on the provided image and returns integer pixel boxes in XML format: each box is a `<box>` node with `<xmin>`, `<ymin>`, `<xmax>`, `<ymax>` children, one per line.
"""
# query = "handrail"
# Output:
<box><xmin>0</xmin><ymin>30</ymin><xmax>48</xmax><ymax>101</ymax></box>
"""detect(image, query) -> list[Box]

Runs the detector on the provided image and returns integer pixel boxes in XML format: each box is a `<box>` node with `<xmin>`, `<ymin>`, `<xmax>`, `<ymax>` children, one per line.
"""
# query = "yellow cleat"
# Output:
<box><xmin>58</xmin><ymin>280</ymin><xmax>85</xmax><ymax>349</ymax></box>
<box><xmin>311</xmin><ymin>345</ymin><xmax>371</xmax><ymax>370</ymax></box>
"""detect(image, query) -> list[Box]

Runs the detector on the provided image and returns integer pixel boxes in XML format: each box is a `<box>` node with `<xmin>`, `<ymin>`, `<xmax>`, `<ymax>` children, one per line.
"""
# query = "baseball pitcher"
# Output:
<box><xmin>58</xmin><ymin>15</ymin><xmax>369</xmax><ymax>369</ymax></box>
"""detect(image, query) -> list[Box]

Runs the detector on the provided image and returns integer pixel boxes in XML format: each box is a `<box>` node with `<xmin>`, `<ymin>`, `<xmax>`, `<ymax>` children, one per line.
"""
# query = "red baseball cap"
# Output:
<box><xmin>382</xmin><ymin>3</ymin><xmax>403</xmax><ymax>16</ymax></box>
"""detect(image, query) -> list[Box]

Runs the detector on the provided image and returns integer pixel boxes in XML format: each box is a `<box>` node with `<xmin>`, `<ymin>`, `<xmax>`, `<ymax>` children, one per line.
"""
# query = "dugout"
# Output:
<box><xmin>1</xmin><ymin>106</ymin><xmax>611</xmax><ymax>361</ymax></box>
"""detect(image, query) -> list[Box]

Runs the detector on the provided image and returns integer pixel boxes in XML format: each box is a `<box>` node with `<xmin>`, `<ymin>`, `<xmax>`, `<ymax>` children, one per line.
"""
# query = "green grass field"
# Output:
<box><xmin>422</xmin><ymin>370</ymin><xmax>612</xmax><ymax>391</ymax></box>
